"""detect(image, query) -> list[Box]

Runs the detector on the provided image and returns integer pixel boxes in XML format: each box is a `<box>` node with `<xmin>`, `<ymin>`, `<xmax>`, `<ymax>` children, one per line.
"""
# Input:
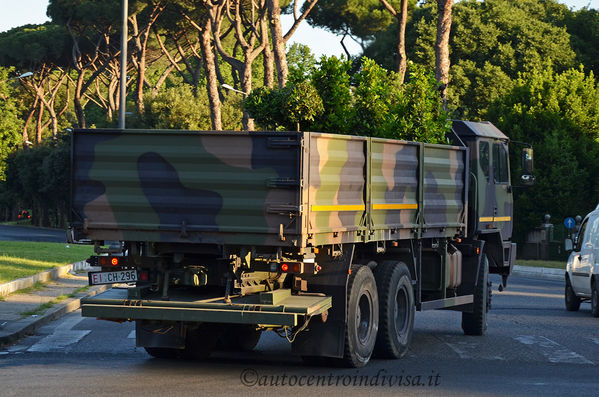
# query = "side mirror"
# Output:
<box><xmin>522</xmin><ymin>148</ymin><xmax>533</xmax><ymax>174</ymax></box>
<box><xmin>565</xmin><ymin>238</ymin><xmax>573</xmax><ymax>252</ymax></box>
<box><xmin>521</xmin><ymin>147</ymin><xmax>535</xmax><ymax>185</ymax></box>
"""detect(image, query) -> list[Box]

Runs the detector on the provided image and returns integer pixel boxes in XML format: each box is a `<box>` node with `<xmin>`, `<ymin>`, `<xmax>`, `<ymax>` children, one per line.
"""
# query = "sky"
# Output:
<box><xmin>0</xmin><ymin>0</ymin><xmax>597</xmax><ymax>57</ymax></box>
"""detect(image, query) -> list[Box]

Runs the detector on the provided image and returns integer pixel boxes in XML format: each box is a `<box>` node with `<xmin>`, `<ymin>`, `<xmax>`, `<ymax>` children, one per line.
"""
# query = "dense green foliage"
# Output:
<box><xmin>246</xmin><ymin>57</ymin><xmax>450</xmax><ymax>142</ymax></box>
<box><xmin>488</xmin><ymin>67</ymin><xmax>599</xmax><ymax>241</ymax></box>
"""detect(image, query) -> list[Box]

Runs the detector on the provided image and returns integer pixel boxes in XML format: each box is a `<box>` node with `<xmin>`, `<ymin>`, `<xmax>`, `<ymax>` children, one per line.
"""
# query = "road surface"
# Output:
<box><xmin>1</xmin><ymin>275</ymin><xmax>598</xmax><ymax>396</ymax></box>
<box><xmin>0</xmin><ymin>225</ymin><xmax>66</xmax><ymax>243</ymax></box>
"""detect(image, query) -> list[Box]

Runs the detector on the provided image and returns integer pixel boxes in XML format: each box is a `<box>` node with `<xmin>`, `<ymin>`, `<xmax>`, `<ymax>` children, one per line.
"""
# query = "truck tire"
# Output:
<box><xmin>183</xmin><ymin>324</ymin><xmax>219</xmax><ymax>360</ymax></box>
<box><xmin>144</xmin><ymin>347</ymin><xmax>183</xmax><ymax>359</ymax></box>
<box><xmin>342</xmin><ymin>265</ymin><xmax>379</xmax><ymax>368</ymax></box>
<box><xmin>462</xmin><ymin>255</ymin><xmax>489</xmax><ymax>336</ymax></box>
<box><xmin>565</xmin><ymin>276</ymin><xmax>581</xmax><ymax>312</ymax></box>
<box><xmin>373</xmin><ymin>261</ymin><xmax>414</xmax><ymax>359</ymax></box>
<box><xmin>217</xmin><ymin>325</ymin><xmax>262</xmax><ymax>351</ymax></box>
<box><xmin>591</xmin><ymin>280</ymin><xmax>599</xmax><ymax>317</ymax></box>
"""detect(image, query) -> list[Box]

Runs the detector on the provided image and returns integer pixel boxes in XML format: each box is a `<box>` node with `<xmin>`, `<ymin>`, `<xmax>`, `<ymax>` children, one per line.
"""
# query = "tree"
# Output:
<box><xmin>435</xmin><ymin>0</ymin><xmax>453</xmax><ymax>108</ymax></box>
<box><xmin>0</xmin><ymin>67</ymin><xmax>24</xmax><ymax>181</ymax></box>
<box><xmin>487</xmin><ymin>67</ymin><xmax>599</xmax><ymax>242</ymax></box>
<box><xmin>379</xmin><ymin>0</ymin><xmax>409</xmax><ymax>81</ymax></box>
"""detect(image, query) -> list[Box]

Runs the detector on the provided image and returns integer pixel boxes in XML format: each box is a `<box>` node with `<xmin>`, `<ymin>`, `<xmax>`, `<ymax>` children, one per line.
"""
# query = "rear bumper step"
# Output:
<box><xmin>81</xmin><ymin>288</ymin><xmax>332</xmax><ymax>327</ymax></box>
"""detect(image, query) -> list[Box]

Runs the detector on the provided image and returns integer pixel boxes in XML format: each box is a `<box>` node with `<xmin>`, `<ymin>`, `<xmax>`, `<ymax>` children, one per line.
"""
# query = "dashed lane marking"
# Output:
<box><xmin>514</xmin><ymin>335</ymin><xmax>593</xmax><ymax>365</ymax></box>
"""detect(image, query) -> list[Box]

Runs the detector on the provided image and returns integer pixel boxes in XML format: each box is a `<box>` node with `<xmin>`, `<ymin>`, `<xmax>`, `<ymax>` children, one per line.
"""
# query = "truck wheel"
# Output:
<box><xmin>217</xmin><ymin>325</ymin><xmax>262</xmax><ymax>351</ymax></box>
<box><xmin>183</xmin><ymin>324</ymin><xmax>219</xmax><ymax>360</ymax></box>
<box><xmin>565</xmin><ymin>276</ymin><xmax>581</xmax><ymax>312</ymax></box>
<box><xmin>591</xmin><ymin>280</ymin><xmax>599</xmax><ymax>317</ymax></box>
<box><xmin>462</xmin><ymin>255</ymin><xmax>489</xmax><ymax>336</ymax></box>
<box><xmin>342</xmin><ymin>265</ymin><xmax>379</xmax><ymax>368</ymax></box>
<box><xmin>144</xmin><ymin>347</ymin><xmax>183</xmax><ymax>359</ymax></box>
<box><xmin>373</xmin><ymin>261</ymin><xmax>414</xmax><ymax>359</ymax></box>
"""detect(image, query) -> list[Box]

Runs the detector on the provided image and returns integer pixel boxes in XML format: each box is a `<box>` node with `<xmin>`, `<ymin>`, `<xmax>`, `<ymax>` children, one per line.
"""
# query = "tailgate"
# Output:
<box><xmin>71</xmin><ymin>129</ymin><xmax>302</xmax><ymax>246</ymax></box>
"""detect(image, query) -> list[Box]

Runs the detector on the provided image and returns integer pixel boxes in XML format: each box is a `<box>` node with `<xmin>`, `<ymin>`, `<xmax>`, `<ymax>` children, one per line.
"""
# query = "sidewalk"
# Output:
<box><xmin>0</xmin><ymin>264</ymin><xmax>107</xmax><ymax>347</ymax></box>
<box><xmin>0</xmin><ymin>262</ymin><xmax>564</xmax><ymax>348</ymax></box>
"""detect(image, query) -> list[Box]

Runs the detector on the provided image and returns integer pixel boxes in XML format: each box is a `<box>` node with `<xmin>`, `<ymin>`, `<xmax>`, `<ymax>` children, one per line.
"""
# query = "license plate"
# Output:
<box><xmin>88</xmin><ymin>270</ymin><xmax>137</xmax><ymax>285</ymax></box>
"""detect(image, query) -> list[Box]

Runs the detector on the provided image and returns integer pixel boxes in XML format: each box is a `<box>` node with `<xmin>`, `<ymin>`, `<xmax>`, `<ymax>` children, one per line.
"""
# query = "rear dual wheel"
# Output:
<box><xmin>342</xmin><ymin>265</ymin><xmax>379</xmax><ymax>368</ymax></box>
<box><xmin>373</xmin><ymin>261</ymin><xmax>415</xmax><ymax>359</ymax></box>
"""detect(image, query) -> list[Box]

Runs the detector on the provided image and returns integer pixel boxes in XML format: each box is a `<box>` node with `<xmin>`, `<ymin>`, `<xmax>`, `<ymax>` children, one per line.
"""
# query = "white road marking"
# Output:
<box><xmin>27</xmin><ymin>315</ymin><xmax>90</xmax><ymax>353</ymax></box>
<box><xmin>592</xmin><ymin>338</ymin><xmax>599</xmax><ymax>346</ymax></box>
<box><xmin>440</xmin><ymin>335</ymin><xmax>504</xmax><ymax>361</ymax></box>
<box><xmin>514</xmin><ymin>335</ymin><xmax>593</xmax><ymax>365</ymax></box>
<box><xmin>128</xmin><ymin>330</ymin><xmax>136</xmax><ymax>339</ymax></box>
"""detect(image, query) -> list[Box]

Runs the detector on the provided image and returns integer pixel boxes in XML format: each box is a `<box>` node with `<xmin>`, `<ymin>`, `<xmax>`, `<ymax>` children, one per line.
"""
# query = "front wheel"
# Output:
<box><xmin>373</xmin><ymin>261</ymin><xmax>415</xmax><ymax>359</ymax></box>
<box><xmin>462</xmin><ymin>255</ymin><xmax>489</xmax><ymax>336</ymax></box>
<box><xmin>565</xmin><ymin>277</ymin><xmax>581</xmax><ymax>312</ymax></box>
<box><xmin>591</xmin><ymin>281</ymin><xmax>599</xmax><ymax>317</ymax></box>
<box><xmin>342</xmin><ymin>265</ymin><xmax>379</xmax><ymax>368</ymax></box>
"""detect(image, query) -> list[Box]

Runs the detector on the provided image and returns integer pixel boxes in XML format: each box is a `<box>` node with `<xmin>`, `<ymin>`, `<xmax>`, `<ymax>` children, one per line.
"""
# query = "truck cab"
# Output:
<box><xmin>452</xmin><ymin>121</ymin><xmax>533</xmax><ymax>286</ymax></box>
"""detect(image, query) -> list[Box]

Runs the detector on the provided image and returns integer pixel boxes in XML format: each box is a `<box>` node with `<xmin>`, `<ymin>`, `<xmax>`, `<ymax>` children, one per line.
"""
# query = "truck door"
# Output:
<box><xmin>492</xmin><ymin>141</ymin><xmax>513</xmax><ymax>240</ymax></box>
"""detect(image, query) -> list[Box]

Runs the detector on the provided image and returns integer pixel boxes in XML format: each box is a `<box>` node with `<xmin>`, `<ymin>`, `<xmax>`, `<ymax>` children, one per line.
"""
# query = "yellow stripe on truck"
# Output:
<box><xmin>311</xmin><ymin>204</ymin><xmax>366</xmax><ymax>212</ymax></box>
<box><xmin>479</xmin><ymin>216</ymin><xmax>511</xmax><ymax>222</ymax></box>
<box><xmin>372</xmin><ymin>203</ymin><xmax>418</xmax><ymax>210</ymax></box>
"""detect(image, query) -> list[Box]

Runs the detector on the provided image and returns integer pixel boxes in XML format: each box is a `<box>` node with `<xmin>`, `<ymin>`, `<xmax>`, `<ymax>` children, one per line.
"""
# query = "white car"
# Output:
<box><xmin>565</xmin><ymin>205</ymin><xmax>599</xmax><ymax>316</ymax></box>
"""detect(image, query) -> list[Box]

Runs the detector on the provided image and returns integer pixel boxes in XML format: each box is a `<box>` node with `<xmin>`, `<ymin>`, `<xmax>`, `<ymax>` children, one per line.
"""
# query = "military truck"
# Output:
<box><xmin>69</xmin><ymin>120</ymin><xmax>533</xmax><ymax>367</ymax></box>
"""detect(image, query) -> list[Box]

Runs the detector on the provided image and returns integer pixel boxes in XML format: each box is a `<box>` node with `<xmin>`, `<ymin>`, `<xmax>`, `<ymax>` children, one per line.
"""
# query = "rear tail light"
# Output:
<box><xmin>111</xmin><ymin>257</ymin><xmax>119</xmax><ymax>266</ymax></box>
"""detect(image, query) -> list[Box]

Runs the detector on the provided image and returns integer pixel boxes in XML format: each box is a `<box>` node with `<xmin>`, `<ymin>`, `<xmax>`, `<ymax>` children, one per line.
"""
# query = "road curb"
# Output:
<box><xmin>0</xmin><ymin>284</ymin><xmax>108</xmax><ymax>347</ymax></box>
<box><xmin>0</xmin><ymin>260</ymin><xmax>90</xmax><ymax>298</ymax></box>
<box><xmin>512</xmin><ymin>265</ymin><xmax>564</xmax><ymax>281</ymax></box>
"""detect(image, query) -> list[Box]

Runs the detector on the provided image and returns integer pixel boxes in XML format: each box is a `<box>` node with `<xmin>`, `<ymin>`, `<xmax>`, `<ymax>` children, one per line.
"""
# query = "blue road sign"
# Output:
<box><xmin>564</xmin><ymin>217</ymin><xmax>575</xmax><ymax>229</ymax></box>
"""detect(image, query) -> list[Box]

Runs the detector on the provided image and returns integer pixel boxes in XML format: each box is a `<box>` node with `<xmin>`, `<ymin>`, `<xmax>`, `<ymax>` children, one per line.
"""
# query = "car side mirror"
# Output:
<box><xmin>565</xmin><ymin>238</ymin><xmax>573</xmax><ymax>251</ymax></box>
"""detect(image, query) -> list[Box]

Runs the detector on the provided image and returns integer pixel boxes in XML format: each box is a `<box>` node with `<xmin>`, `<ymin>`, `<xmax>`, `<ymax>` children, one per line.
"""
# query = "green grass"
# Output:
<box><xmin>515</xmin><ymin>259</ymin><xmax>565</xmax><ymax>269</ymax></box>
<box><xmin>0</xmin><ymin>241</ymin><xmax>94</xmax><ymax>284</ymax></box>
<box><xmin>19</xmin><ymin>286</ymin><xmax>91</xmax><ymax>317</ymax></box>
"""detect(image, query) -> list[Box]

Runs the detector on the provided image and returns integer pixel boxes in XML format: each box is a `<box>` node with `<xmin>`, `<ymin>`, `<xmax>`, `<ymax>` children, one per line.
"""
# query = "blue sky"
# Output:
<box><xmin>0</xmin><ymin>0</ymin><xmax>597</xmax><ymax>57</ymax></box>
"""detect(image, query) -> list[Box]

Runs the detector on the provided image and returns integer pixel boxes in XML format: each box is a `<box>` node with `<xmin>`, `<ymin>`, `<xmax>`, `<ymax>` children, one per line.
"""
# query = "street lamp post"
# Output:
<box><xmin>221</xmin><ymin>84</ymin><xmax>246</xmax><ymax>96</ymax></box>
<box><xmin>119</xmin><ymin>0</ymin><xmax>128</xmax><ymax>130</ymax></box>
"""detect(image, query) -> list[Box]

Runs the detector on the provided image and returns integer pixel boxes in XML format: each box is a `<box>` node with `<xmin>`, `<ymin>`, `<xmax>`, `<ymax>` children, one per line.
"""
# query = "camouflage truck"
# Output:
<box><xmin>69</xmin><ymin>120</ymin><xmax>534</xmax><ymax>367</ymax></box>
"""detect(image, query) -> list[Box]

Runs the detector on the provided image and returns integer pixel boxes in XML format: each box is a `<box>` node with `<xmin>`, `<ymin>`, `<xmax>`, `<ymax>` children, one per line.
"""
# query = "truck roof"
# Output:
<box><xmin>452</xmin><ymin>120</ymin><xmax>509</xmax><ymax>141</ymax></box>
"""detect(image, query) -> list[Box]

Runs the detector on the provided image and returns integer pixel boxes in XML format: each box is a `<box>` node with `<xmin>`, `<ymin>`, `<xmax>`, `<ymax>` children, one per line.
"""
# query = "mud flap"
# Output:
<box><xmin>136</xmin><ymin>320</ymin><xmax>186</xmax><ymax>349</ymax></box>
<box><xmin>292</xmin><ymin>245</ymin><xmax>354</xmax><ymax>358</ymax></box>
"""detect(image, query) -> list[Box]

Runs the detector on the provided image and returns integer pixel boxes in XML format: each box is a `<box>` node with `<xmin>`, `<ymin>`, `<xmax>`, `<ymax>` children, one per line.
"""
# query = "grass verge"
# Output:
<box><xmin>515</xmin><ymin>259</ymin><xmax>565</xmax><ymax>269</ymax></box>
<box><xmin>20</xmin><ymin>286</ymin><xmax>91</xmax><ymax>317</ymax></box>
<box><xmin>0</xmin><ymin>241</ymin><xmax>94</xmax><ymax>284</ymax></box>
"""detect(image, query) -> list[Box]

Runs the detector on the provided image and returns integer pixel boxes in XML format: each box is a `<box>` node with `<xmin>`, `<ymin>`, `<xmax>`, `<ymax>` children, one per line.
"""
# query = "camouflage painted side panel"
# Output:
<box><xmin>370</xmin><ymin>138</ymin><xmax>419</xmax><ymax>240</ymax></box>
<box><xmin>306</xmin><ymin>133</ymin><xmax>367</xmax><ymax>246</ymax></box>
<box><xmin>421</xmin><ymin>144</ymin><xmax>467</xmax><ymax>238</ymax></box>
<box><xmin>71</xmin><ymin>130</ymin><xmax>301</xmax><ymax>246</ymax></box>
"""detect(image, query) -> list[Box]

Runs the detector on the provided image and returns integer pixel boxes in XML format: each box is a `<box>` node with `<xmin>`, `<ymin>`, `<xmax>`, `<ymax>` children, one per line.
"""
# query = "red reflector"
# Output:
<box><xmin>281</xmin><ymin>263</ymin><xmax>289</xmax><ymax>272</ymax></box>
<box><xmin>140</xmin><ymin>272</ymin><xmax>148</xmax><ymax>281</ymax></box>
<box><xmin>99</xmin><ymin>257</ymin><xmax>107</xmax><ymax>266</ymax></box>
<box><xmin>293</xmin><ymin>264</ymin><xmax>301</xmax><ymax>273</ymax></box>
<box><xmin>111</xmin><ymin>257</ymin><xmax>119</xmax><ymax>266</ymax></box>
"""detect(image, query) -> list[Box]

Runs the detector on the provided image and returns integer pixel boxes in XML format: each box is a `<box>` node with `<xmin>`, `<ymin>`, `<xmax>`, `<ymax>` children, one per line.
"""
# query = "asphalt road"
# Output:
<box><xmin>0</xmin><ymin>225</ymin><xmax>66</xmax><ymax>243</ymax></box>
<box><xmin>1</xmin><ymin>275</ymin><xmax>598</xmax><ymax>397</ymax></box>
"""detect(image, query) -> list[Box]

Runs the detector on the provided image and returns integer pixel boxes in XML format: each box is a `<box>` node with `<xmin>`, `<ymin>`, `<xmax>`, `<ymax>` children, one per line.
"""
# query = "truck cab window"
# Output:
<box><xmin>493</xmin><ymin>142</ymin><xmax>509</xmax><ymax>183</ymax></box>
<box><xmin>479</xmin><ymin>141</ymin><xmax>490</xmax><ymax>180</ymax></box>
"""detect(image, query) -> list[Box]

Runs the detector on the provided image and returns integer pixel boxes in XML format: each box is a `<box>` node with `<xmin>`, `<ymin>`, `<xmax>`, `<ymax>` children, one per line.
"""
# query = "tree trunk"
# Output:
<box><xmin>36</xmin><ymin>100</ymin><xmax>44</xmax><ymax>144</ymax></box>
<box><xmin>435</xmin><ymin>0</ymin><xmax>453</xmax><ymax>110</ymax></box>
<box><xmin>261</xmin><ymin>16</ymin><xmax>274</xmax><ymax>88</ymax></box>
<box><xmin>397</xmin><ymin>0</ymin><xmax>408</xmax><ymax>82</ymax></box>
<box><xmin>267</xmin><ymin>0</ymin><xmax>288</xmax><ymax>88</ymax></box>
<box><xmin>241</xmin><ymin>62</ymin><xmax>254</xmax><ymax>131</ymax></box>
<box><xmin>380</xmin><ymin>0</ymin><xmax>408</xmax><ymax>82</ymax></box>
<box><xmin>199</xmin><ymin>16</ymin><xmax>223</xmax><ymax>130</ymax></box>
<box><xmin>74</xmin><ymin>70</ymin><xmax>87</xmax><ymax>128</ymax></box>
